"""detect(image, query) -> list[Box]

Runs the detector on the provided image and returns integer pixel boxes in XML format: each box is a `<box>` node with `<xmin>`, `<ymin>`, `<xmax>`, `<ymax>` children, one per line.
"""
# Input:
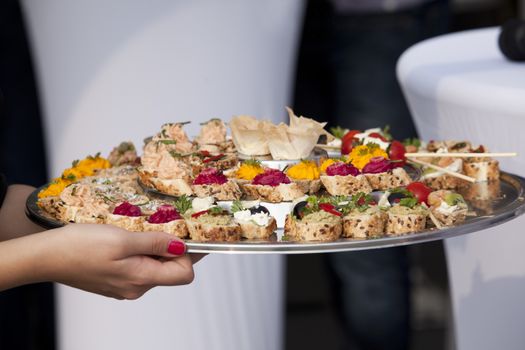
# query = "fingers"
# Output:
<box><xmin>123</xmin><ymin>231</ymin><xmax>187</xmax><ymax>258</ymax></box>
<box><xmin>142</xmin><ymin>255</ymin><xmax>196</xmax><ymax>286</ymax></box>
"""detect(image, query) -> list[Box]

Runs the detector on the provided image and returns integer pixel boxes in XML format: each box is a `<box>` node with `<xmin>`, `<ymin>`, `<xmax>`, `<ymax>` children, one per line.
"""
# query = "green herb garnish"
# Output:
<box><xmin>382</xmin><ymin>125</ymin><xmax>393</xmax><ymax>141</ymax></box>
<box><xmin>243</xmin><ymin>159</ymin><xmax>262</xmax><ymax>167</ymax></box>
<box><xmin>158</xmin><ymin>139</ymin><xmax>177</xmax><ymax>145</ymax></box>
<box><xmin>174</xmin><ymin>195</ymin><xmax>192</xmax><ymax>214</ymax></box>
<box><xmin>231</xmin><ymin>200</ymin><xmax>245</xmax><ymax>213</ymax></box>
<box><xmin>208</xmin><ymin>206</ymin><xmax>225</xmax><ymax>215</ymax></box>
<box><xmin>403</xmin><ymin>137</ymin><xmax>421</xmax><ymax>148</ymax></box>
<box><xmin>200</xmin><ymin>118</ymin><xmax>222</xmax><ymax>125</ymax></box>
<box><xmin>399</xmin><ymin>197</ymin><xmax>418</xmax><ymax>208</ymax></box>
<box><xmin>329</xmin><ymin>126</ymin><xmax>347</xmax><ymax>139</ymax></box>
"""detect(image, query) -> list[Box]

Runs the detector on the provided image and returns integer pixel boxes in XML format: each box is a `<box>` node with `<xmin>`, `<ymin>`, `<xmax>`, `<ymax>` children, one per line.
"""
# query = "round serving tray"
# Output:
<box><xmin>26</xmin><ymin>173</ymin><xmax>525</xmax><ymax>254</ymax></box>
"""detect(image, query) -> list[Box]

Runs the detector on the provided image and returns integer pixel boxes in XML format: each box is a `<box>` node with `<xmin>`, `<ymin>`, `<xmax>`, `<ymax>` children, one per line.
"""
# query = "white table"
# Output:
<box><xmin>398</xmin><ymin>28</ymin><xmax>525</xmax><ymax>350</ymax></box>
<box><xmin>21</xmin><ymin>1</ymin><xmax>304</xmax><ymax>349</ymax></box>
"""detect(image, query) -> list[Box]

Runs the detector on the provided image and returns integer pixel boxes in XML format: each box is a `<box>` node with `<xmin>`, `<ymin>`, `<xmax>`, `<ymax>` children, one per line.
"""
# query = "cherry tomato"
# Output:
<box><xmin>388</xmin><ymin>140</ymin><xmax>406</xmax><ymax>166</ymax></box>
<box><xmin>368</xmin><ymin>132</ymin><xmax>387</xmax><ymax>142</ymax></box>
<box><xmin>341</xmin><ymin>129</ymin><xmax>361</xmax><ymax>155</ymax></box>
<box><xmin>406</xmin><ymin>182</ymin><xmax>433</xmax><ymax>205</ymax></box>
<box><xmin>341</xmin><ymin>129</ymin><xmax>361</xmax><ymax>144</ymax></box>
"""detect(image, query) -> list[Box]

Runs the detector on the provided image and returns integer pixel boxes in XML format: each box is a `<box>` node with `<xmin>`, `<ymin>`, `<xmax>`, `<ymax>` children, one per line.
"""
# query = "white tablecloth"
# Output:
<box><xmin>21</xmin><ymin>1</ymin><xmax>304</xmax><ymax>349</ymax></box>
<box><xmin>398</xmin><ymin>27</ymin><xmax>525</xmax><ymax>350</ymax></box>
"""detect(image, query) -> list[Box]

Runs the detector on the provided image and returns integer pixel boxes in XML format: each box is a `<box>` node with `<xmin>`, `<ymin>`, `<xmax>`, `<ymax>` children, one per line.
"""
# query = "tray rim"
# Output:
<box><xmin>26</xmin><ymin>172</ymin><xmax>525</xmax><ymax>254</ymax></box>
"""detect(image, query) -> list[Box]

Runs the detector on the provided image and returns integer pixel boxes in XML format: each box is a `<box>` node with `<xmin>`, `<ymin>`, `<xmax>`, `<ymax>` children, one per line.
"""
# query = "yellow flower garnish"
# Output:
<box><xmin>38</xmin><ymin>178</ymin><xmax>72</xmax><ymax>198</ymax></box>
<box><xmin>286</xmin><ymin>160</ymin><xmax>320</xmax><ymax>180</ymax></box>
<box><xmin>348</xmin><ymin>144</ymin><xmax>388</xmax><ymax>170</ymax></box>
<box><xmin>236</xmin><ymin>161</ymin><xmax>264</xmax><ymax>180</ymax></box>
<box><xmin>38</xmin><ymin>154</ymin><xmax>112</xmax><ymax>198</ymax></box>
<box><xmin>320</xmin><ymin>159</ymin><xmax>337</xmax><ymax>173</ymax></box>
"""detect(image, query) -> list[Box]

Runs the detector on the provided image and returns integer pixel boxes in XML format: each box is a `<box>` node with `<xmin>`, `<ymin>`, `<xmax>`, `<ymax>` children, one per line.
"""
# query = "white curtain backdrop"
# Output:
<box><xmin>21</xmin><ymin>1</ymin><xmax>304</xmax><ymax>349</ymax></box>
<box><xmin>398</xmin><ymin>28</ymin><xmax>525</xmax><ymax>350</ymax></box>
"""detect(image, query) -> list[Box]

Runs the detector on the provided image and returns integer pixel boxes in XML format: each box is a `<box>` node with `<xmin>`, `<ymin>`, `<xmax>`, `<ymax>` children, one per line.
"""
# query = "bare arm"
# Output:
<box><xmin>0</xmin><ymin>185</ymin><xmax>43</xmax><ymax>241</ymax></box>
<box><xmin>0</xmin><ymin>224</ymin><xmax>204</xmax><ymax>298</ymax></box>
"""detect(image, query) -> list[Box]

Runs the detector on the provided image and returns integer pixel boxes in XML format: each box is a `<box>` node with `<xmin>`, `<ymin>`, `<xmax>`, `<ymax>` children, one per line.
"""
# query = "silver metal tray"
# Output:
<box><xmin>26</xmin><ymin>173</ymin><xmax>525</xmax><ymax>254</ymax></box>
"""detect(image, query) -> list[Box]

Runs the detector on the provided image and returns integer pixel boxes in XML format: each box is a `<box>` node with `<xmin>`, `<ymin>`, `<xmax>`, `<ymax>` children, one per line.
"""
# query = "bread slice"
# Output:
<box><xmin>188</xmin><ymin>153</ymin><xmax>239</xmax><ymax>176</ymax></box>
<box><xmin>293</xmin><ymin>179</ymin><xmax>322</xmax><ymax>195</ymax></box>
<box><xmin>320</xmin><ymin>174</ymin><xmax>372</xmax><ymax>196</ymax></box>
<box><xmin>386</xmin><ymin>206</ymin><xmax>428</xmax><ymax>235</ymax></box>
<box><xmin>186</xmin><ymin>218</ymin><xmax>241</xmax><ymax>241</ymax></box>
<box><xmin>105</xmin><ymin>214</ymin><xmax>145</xmax><ymax>232</ymax></box>
<box><xmin>430</xmin><ymin>208</ymin><xmax>468</xmax><ymax>227</ymax></box>
<box><xmin>137</xmin><ymin>168</ymin><xmax>193</xmax><ymax>196</ymax></box>
<box><xmin>343</xmin><ymin>209</ymin><xmax>387</xmax><ymax>238</ymax></box>
<box><xmin>284</xmin><ymin>214</ymin><xmax>342</xmax><ymax>242</ymax></box>
<box><xmin>192</xmin><ymin>181</ymin><xmax>242</xmax><ymax>201</ymax></box>
<box><xmin>364</xmin><ymin>167</ymin><xmax>412</xmax><ymax>191</ymax></box>
<box><xmin>423</xmin><ymin>174</ymin><xmax>463</xmax><ymax>190</ymax></box>
<box><xmin>239</xmin><ymin>217</ymin><xmax>277</xmax><ymax>240</ymax></box>
<box><xmin>462</xmin><ymin>159</ymin><xmax>500</xmax><ymax>182</ymax></box>
<box><xmin>142</xmin><ymin>219</ymin><xmax>189</xmax><ymax>238</ymax></box>
<box><xmin>242</xmin><ymin>183</ymin><xmax>305</xmax><ymax>202</ymax></box>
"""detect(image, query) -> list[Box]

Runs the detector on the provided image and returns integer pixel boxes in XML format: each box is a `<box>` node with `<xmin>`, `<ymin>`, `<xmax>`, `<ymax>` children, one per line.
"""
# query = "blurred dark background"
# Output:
<box><xmin>287</xmin><ymin>0</ymin><xmax>520</xmax><ymax>350</ymax></box>
<box><xmin>0</xmin><ymin>0</ymin><xmax>521</xmax><ymax>349</ymax></box>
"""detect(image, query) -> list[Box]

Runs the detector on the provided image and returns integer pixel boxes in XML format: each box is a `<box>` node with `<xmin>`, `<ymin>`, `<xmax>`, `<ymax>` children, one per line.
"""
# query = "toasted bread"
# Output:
<box><xmin>239</xmin><ymin>217</ymin><xmax>277</xmax><ymax>240</ymax></box>
<box><xmin>105</xmin><ymin>214</ymin><xmax>145</xmax><ymax>232</ymax></box>
<box><xmin>186</xmin><ymin>219</ymin><xmax>241</xmax><ymax>241</ymax></box>
<box><xmin>320</xmin><ymin>174</ymin><xmax>372</xmax><ymax>196</ymax></box>
<box><xmin>242</xmin><ymin>183</ymin><xmax>306</xmax><ymax>202</ymax></box>
<box><xmin>343</xmin><ymin>209</ymin><xmax>387</xmax><ymax>238</ymax></box>
<box><xmin>192</xmin><ymin>181</ymin><xmax>242</xmax><ymax>201</ymax></box>
<box><xmin>462</xmin><ymin>159</ymin><xmax>499</xmax><ymax>182</ymax></box>
<box><xmin>142</xmin><ymin>219</ymin><xmax>189</xmax><ymax>238</ymax></box>
<box><xmin>284</xmin><ymin>215</ymin><xmax>342</xmax><ymax>242</ymax></box>
<box><xmin>386</xmin><ymin>210</ymin><xmax>427</xmax><ymax>235</ymax></box>
<box><xmin>364</xmin><ymin>167</ymin><xmax>412</xmax><ymax>190</ymax></box>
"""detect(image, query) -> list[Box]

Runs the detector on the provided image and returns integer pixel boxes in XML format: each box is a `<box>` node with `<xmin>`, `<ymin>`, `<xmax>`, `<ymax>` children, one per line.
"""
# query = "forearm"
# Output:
<box><xmin>0</xmin><ymin>232</ymin><xmax>48</xmax><ymax>291</ymax></box>
<box><xmin>0</xmin><ymin>185</ymin><xmax>44</xmax><ymax>241</ymax></box>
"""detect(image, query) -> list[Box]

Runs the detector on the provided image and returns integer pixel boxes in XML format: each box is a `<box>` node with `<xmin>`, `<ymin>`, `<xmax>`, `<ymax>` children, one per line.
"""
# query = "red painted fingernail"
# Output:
<box><xmin>167</xmin><ymin>240</ymin><xmax>186</xmax><ymax>255</ymax></box>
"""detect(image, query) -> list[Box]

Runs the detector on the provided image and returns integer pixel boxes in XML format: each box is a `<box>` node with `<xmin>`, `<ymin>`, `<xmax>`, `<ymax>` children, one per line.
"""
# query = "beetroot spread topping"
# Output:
<box><xmin>252</xmin><ymin>169</ymin><xmax>291</xmax><ymax>186</ymax></box>
<box><xmin>193</xmin><ymin>167</ymin><xmax>228</xmax><ymax>185</ymax></box>
<box><xmin>362</xmin><ymin>157</ymin><xmax>394</xmax><ymax>174</ymax></box>
<box><xmin>326</xmin><ymin>162</ymin><xmax>360</xmax><ymax>176</ymax></box>
<box><xmin>148</xmin><ymin>205</ymin><xmax>182</xmax><ymax>223</ymax></box>
<box><xmin>113</xmin><ymin>202</ymin><xmax>142</xmax><ymax>217</ymax></box>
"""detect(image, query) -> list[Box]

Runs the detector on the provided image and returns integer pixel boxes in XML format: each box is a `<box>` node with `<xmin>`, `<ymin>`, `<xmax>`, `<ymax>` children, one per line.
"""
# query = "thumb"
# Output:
<box><xmin>124</xmin><ymin>231</ymin><xmax>187</xmax><ymax>258</ymax></box>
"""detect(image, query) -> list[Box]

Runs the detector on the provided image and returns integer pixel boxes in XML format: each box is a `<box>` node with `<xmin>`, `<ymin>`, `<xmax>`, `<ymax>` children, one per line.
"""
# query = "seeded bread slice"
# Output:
<box><xmin>462</xmin><ymin>159</ymin><xmax>500</xmax><ymax>182</ymax></box>
<box><xmin>284</xmin><ymin>215</ymin><xmax>342</xmax><ymax>242</ymax></box>
<box><xmin>343</xmin><ymin>210</ymin><xmax>387</xmax><ymax>238</ymax></box>
<box><xmin>239</xmin><ymin>217</ymin><xmax>277</xmax><ymax>240</ymax></box>
<box><xmin>186</xmin><ymin>219</ymin><xmax>241</xmax><ymax>241</ymax></box>
<box><xmin>292</xmin><ymin>179</ymin><xmax>322</xmax><ymax>195</ymax></box>
<box><xmin>192</xmin><ymin>181</ymin><xmax>242</xmax><ymax>201</ymax></box>
<box><xmin>242</xmin><ymin>183</ymin><xmax>306</xmax><ymax>203</ymax></box>
<box><xmin>320</xmin><ymin>174</ymin><xmax>372</xmax><ymax>196</ymax></box>
<box><xmin>105</xmin><ymin>214</ymin><xmax>145</xmax><ymax>232</ymax></box>
<box><xmin>142</xmin><ymin>219</ymin><xmax>189</xmax><ymax>238</ymax></box>
<box><xmin>386</xmin><ymin>208</ymin><xmax>428</xmax><ymax>235</ymax></box>
<box><xmin>364</xmin><ymin>167</ymin><xmax>412</xmax><ymax>191</ymax></box>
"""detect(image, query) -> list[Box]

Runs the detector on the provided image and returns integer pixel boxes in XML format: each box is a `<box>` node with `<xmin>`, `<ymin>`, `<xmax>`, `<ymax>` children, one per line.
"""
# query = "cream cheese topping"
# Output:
<box><xmin>436</xmin><ymin>201</ymin><xmax>458</xmax><ymax>215</ymax></box>
<box><xmin>192</xmin><ymin>197</ymin><xmax>215</xmax><ymax>212</ymax></box>
<box><xmin>233</xmin><ymin>209</ymin><xmax>270</xmax><ymax>226</ymax></box>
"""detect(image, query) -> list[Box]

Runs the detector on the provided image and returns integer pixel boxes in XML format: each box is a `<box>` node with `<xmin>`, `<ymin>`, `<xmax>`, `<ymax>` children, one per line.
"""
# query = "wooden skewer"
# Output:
<box><xmin>428</xmin><ymin>211</ymin><xmax>443</xmax><ymax>230</ymax></box>
<box><xmin>405</xmin><ymin>152</ymin><xmax>517</xmax><ymax>158</ymax></box>
<box><xmin>408</xmin><ymin>158</ymin><xmax>477</xmax><ymax>183</ymax></box>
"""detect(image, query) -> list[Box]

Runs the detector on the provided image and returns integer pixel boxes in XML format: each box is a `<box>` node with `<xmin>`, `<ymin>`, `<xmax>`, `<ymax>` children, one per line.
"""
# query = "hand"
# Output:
<box><xmin>35</xmin><ymin>224</ymin><xmax>204</xmax><ymax>299</ymax></box>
